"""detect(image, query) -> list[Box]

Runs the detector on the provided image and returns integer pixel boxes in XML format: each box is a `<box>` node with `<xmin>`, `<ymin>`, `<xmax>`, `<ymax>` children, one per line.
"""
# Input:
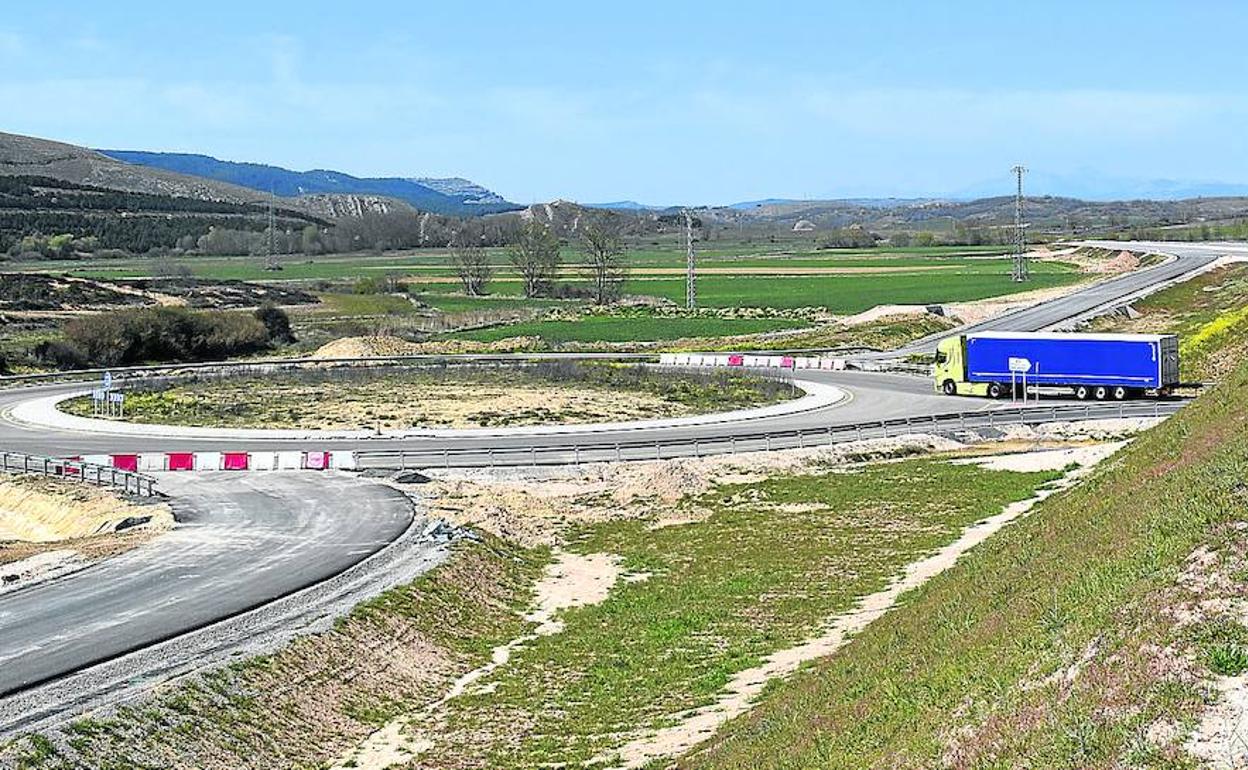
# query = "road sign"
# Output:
<box><xmin>108</xmin><ymin>392</ymin><xmax>124</xmax><ymax>404</ymax></box>
<box><xmin>1008</xmin><ymin>357</ymin><xmax>1032</xmax><ymax>373</ymax></box>
<box><xmin>102</xmin><ymin>371</ymin><xmax>113</xmax><ymax>390</ymax></box>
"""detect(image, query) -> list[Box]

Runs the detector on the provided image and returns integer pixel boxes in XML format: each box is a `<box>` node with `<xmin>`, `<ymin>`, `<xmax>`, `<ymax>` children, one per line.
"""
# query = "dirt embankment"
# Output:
<box><xmin>416</xmin><ymin>434</ymin><xmax>1038</xmax><ymax>547</ymax></box>
<box><xmin>0</xmin><ymin>474</ymin><xmax>172</xmax><ymax>572</ymax></box>
<box><xmin>313</xmin><ymin>335</ymin><xmax>543</xmax><ymax>358</ymax></box>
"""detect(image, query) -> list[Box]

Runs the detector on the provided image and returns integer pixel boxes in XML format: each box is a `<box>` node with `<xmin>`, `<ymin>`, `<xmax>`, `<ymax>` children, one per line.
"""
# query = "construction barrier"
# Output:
<box><xmin>138</xmin><ymin>453</ymin><xmax>166</xmax><ymax>472</ymax></box>
<box><xmin>111</xmin><ymin>454</ymin><xmax>139</xmax><ymax>472</ymax></box>
<box><xmin>277</xmin><ymin>451</ymin><xmax>303</xmax><ymax>470</ymax></box>
<box><xmin>167</xmin><ymin>452</ymin><xmax>194</xmax><ymax>471</ymax></box>
<box><xmin>193</xmin><ymin>452</ymin><xmax>221</xmax><ymax>471</ymax></box>
<box><xmin>74</xmin><ymin>450</ymin><xmax>360</xmax><ymax>473</ymax></box>
<box><xmin>659</xmin><ymin>352</ymin><xmax>849</xmax><ymax>371</ymax></box>
<box><xmin>329</xmin><ymin>450</ymin><xmax>357</xmax><ymax>470</ymax></box>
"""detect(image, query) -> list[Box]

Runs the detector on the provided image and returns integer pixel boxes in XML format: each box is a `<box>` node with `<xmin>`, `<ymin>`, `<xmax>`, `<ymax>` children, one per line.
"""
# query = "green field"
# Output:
<box><xmin>6</xmin><ymin>243</ymin><xmax>1016</xmax><ymax>281</ymax></box>
<box><xmin>412</xmin><ymin>268</ymin><xmax>1081</xmax><ymax>313</ymax></box>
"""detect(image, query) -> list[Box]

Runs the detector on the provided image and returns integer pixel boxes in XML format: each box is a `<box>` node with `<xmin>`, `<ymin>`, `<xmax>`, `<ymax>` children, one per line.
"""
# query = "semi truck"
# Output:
<box><xmin>933</xmin><ymin>331</ymin><xmax>1180</xmax><ymax>400</ymax></box>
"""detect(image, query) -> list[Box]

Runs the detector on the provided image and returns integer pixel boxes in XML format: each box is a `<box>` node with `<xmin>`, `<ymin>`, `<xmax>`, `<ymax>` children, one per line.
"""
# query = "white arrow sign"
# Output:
<box><xmin>1008</xmin><ymin>357</ymin><xmax>1032</xmax><ymax>373</ymax></box>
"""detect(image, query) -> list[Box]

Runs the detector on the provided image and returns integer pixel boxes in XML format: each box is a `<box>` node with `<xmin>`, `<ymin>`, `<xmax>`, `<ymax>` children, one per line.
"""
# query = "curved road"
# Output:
<box><xmin>0</xmin><ymin>239</ymin><xmax>1241</xmax><ymax>714</ymax></box>
<box><xmin>0</xmin><ymin>473</ymin><xmax>416</xmax><ymax>697</ymax></box>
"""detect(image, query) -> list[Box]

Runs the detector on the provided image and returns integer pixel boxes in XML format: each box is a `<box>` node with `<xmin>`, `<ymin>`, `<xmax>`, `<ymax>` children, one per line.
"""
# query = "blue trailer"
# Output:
<box><xmin>933</xmin><ymin>331</ymin><xmax>1180</xmax><ymax>400</ymax></box>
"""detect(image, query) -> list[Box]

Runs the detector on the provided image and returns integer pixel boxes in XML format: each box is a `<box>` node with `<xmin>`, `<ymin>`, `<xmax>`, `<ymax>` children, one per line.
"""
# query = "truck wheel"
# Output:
<box><xmin>988</xmin><ymin>382</ymin><xmax>1004</xmax><ymax>399</ymax></box>
<box><xmin>942</xmin><ymin>380</ymin><xmax>957</xmax><ymax>396</ymax></box>
<box><xmin>1094</xmin><ymin>386</ymin><xmax>1109</xmax><ymax>401</ymax></box>
<box><xmin>1074</xmin><ymin>385</ymin><xmax>1090</xmax><ymax>401</ymax></box>
<box><xmin>1112</xmin><ymin>386</ymin><xmax>1128</xmax><ymax>401</ymax></box>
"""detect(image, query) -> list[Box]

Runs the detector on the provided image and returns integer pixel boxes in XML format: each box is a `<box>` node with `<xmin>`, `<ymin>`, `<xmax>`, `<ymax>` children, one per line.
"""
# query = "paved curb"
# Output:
<box><xmin>6</xmin><ymin>381</ymin><xmax>847</xmax><ymax>442</ymax></box>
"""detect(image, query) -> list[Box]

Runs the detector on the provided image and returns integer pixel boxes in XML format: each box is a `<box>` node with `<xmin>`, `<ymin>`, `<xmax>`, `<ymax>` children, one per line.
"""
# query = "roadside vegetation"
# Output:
<box><xmin>680</xmin><ymin>346</ymin><xmax>1248</xmax><ymax>768</ymax></box>
<box><xmin>60</xmin><ymin>363</ymin><xmax>797</xmax><ymax>430</ymax></box>
<box><xmin>33</xmin><ymin>305</ymin><xmax>295</xmax><ymax>369</ymax></box>
<box><xmin>1088</xmin><ymin>262</ymin><xmax>1248</xmax><ymax>380</ymax></box>
<box><xmin>447</xmin><ymin>312</ymin><xmax>809</xmax><ymax>344</ymax></box>
<box><xmin>398</xmin><ymin>459</ymin><xmax>1060</xmax><ymax>768</ymax></box>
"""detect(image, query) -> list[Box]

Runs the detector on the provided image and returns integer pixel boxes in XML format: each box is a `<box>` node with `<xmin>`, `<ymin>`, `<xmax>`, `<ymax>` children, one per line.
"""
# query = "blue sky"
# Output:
<box><xmin>2</xmin><ymin>1</ymin><xmax>1246</xmax><ymax>204</ymax></box>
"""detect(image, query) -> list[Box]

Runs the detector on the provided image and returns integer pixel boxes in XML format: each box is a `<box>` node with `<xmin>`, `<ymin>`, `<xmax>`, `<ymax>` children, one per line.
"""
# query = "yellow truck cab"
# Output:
<box><xmin>933</xmin><ymin>335</ymin><xmax>991</xmax><ymax>397</ymax></box>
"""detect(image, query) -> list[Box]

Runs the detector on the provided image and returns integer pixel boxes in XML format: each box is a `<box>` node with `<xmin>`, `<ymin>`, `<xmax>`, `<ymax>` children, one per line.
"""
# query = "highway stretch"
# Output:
<box><xmin>0</xmin><ymin>239</ymin><xmax>1241</xmax><ymax>727</ymax></box>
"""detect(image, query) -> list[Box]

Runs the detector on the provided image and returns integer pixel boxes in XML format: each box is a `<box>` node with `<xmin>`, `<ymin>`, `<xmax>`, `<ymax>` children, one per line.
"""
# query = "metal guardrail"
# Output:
<box><xmin>0</xmin><ymin>451</ymin><xmax>158</xmax><ymax>497</ymax></box>
<box><xmin>0</xmin><ymin>352</ymin><xmax>662</xmax><ymax>387</ymax></box>
<box><xmin>356</xmin><ymin>400</ymin><xmax>1185</xmax><ymax>470</ymax></box>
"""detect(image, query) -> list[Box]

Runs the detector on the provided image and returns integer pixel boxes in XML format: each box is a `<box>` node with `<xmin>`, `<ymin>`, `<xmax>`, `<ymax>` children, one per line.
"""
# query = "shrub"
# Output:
<box><xmin>60</xmin><ymin>307</ymin><xmax>270</xmax><ymax>367</ymax></box>
<box><xmin>254</xmin><ymin>303</ymin><xmax>295</xmax><ymax>344</ymax></box>
<box><xmin>33</xmin><ymin>340</ymin><xmax>91</xmax><ymax>370</ymax></box>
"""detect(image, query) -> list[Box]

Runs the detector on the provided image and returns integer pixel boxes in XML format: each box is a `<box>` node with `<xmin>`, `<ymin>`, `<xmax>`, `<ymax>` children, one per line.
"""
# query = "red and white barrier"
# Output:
<box><xmin>74</xmin><ymin>450</ymin><xmax>360</xmax><ymax>472</ymax></box>
<box><xmin>659</xmin><ymin>352</ymin><xmax>846</xmax><ymax>371</ymax></box>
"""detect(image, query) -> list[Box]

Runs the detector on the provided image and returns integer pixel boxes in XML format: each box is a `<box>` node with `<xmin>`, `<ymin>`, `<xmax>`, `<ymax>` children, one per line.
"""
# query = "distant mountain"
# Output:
<box><xmin>952</xmin><ymin>170</ymin><xmax>1248</xmax><ymax>202</ymax></box>
<box><xmin>412</xmin><ymin>177</ymin><xmax>509</xmax><ymax>206</ymax></box>
<box><xmin>98</xmin><ymin>150</ymin><xmax>520</xmax><ymax>216</ymax></box>
<box><xmin>583</xmin><ymin>201</ymin><xmax>671</xmax><ymax>211</ymax></box>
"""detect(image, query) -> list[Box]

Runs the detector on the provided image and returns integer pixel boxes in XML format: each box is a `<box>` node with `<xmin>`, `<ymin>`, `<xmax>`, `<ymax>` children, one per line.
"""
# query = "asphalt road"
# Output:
<box><xmin>889</xmin><ymin>239</ymin><xmax>1245</xmax><ymax>355</ymax></box>
<box><xmin>0</xmin><ymin>473</ymin><xmax>415</xmax><ymax>697</ymax></box>
<box><xmin>0</xmin><ymin>238</ymin><xmax>1237</xmax><ymax>705</ymax></box>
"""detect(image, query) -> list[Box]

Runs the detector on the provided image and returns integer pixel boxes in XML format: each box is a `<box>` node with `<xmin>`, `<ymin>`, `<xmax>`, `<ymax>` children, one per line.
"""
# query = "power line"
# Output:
<box><xmin>264</xmin><ymin>187</ymin><xmax>280</xmax><ymax>271</ymax></box>
<box><xmin>1011</xmin><ymin>165</ymin><xmax>1028</xmax><ymax>282</ymax></box>
<box><xmin>686</xmin><ymin>211</ymin><xmax>695</xmax><ymax>309</ymax></box>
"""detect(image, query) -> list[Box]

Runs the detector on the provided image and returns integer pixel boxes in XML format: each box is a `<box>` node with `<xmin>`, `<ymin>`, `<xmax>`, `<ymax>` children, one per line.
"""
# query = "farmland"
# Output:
<box><xmin>1</xmin><ymin>240</ymin><xmax>1096</xmax><ymax>370</ymax></box>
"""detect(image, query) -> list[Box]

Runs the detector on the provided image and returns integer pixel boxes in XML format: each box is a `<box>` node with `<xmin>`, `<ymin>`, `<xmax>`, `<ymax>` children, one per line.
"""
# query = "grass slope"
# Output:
<box><xmin>408</xmin><ymin>460</ymin><xmax>1058</xmax><ymax>767</ymax></box>
<box><xmin>683</xmin><ymin>354</ymin><xmax>1248</xmax><ymax>768</ymax></box>
<box><xmin>1090</xmin><ymin>262</ymin><xmax>1248</xmax><ymax>381</ymax></box>
<box><xmin>0</xmin><ymin>537</ymin><xmax>546</xmax><ymax>769</ymax></box>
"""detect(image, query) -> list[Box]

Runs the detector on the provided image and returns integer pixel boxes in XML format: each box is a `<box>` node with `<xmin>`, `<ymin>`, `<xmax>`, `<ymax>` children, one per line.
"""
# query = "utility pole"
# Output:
<box><xmin>1011</xmin><ymin>165</ymin><xmax>1028</xmax><ymax>282</ymax></box>
<box><xmin>264</xmin><ymin>188</ymin><xmax>280</xmax><ymax>271</ymax></box>
<box><xmin>683</xmin><ymin>208</ymin><xmax>697</xmax><ymax>309</ymax></box>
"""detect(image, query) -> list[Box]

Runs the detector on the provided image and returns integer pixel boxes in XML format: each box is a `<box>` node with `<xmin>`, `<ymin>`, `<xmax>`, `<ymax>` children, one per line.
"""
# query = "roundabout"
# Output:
<box><xmin>0</xmin><ymin>239</ymin><xmax>1238</xmax><ymax>731</ymax></box>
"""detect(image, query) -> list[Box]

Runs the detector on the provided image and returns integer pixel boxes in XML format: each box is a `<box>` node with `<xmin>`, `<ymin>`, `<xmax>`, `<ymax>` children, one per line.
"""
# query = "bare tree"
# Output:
<box><xmin>580</xmin><ymin>215</ymin><xmax>627</xmax><ymax>305</ymax></box>
<box><xmin>509</xmin><ymin>219</ymin><xmax>560</xmax><ymax>298</ymax></box>
<box><xmin>449</xmin><ymin>228</ymin><xmax>492</xmax><ymax>295</ymax></box>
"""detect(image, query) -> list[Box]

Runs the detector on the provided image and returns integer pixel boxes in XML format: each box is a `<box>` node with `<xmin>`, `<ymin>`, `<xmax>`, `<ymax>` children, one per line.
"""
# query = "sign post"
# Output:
<box><xmin>93</xmin><ymin>371</ymin><xmax>120</xmax><ymax>417</ymax></box>
<box><xmin>1008</xmin><ymin>357</ymin><xmax>1032</xmax><ymax>405</ymax></box>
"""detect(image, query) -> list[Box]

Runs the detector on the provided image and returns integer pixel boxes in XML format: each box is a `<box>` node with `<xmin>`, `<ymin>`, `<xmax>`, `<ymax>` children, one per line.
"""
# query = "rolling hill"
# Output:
<box><xmin>98</xmin><ymin>150</ymin><xmax>519</xmax><ymax>216</ymax></box>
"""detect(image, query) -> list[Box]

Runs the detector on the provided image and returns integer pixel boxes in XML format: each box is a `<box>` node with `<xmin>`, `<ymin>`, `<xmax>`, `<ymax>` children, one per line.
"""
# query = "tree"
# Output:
<box><xmin>509</xmin><ymin>219</ymin><xmax>560</xmax><ymax>298</ymax></box>
<box><xmin>579</xmin><ymin>215</ymin><xmax>627</xmax><ymax>305</ymax></box>
<box><xmin>449</xmin><ymin>228</ymin><xmax>492</xmax><ymax>295</ymax></box>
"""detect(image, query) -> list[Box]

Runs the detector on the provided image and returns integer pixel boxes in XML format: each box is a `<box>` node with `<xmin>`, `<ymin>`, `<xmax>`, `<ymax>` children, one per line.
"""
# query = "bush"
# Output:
<box><xmin>33</xmin><ymin>340</ymin><xmax>91</xmax><ymax>370</ymax></box>
<box><xmin>60</xmin><ymin>307</ymin><xmax>271</xmax><ymax>367</ymax></box>
<box><xmin>254</xmin><ymin>303</ymin><xmax>295</xmax><ymax>344</ymax></box>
